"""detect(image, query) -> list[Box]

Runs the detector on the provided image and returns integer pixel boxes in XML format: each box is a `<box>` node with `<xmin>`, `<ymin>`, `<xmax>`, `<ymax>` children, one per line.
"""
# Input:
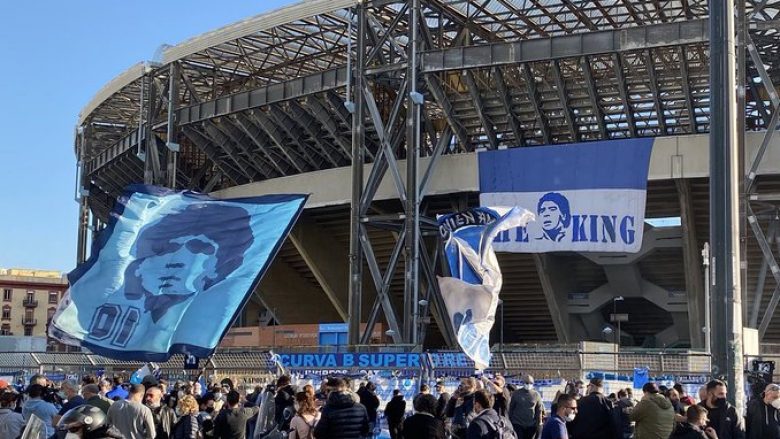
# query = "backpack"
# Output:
<box><xmin>490</xmin><ymin>416</ymin><xmax>518</xmax><ymax>439</ymax></box>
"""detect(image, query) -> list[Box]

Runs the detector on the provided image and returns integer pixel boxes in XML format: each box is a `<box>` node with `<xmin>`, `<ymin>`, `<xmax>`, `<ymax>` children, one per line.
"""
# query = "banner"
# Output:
<box><xmin>50</xmin><ymin>185</ymin><xmax>307</xmax><ymax>361</ymax></box>
<box><xmin>479</xmin><ymin>139</ymin><xmax>653</xmax><ymax>253</ymax></box>
<box><xmin>437</xmin><ymin>207</ymin><xmax>534</xmax><ymax>370</ymax></box>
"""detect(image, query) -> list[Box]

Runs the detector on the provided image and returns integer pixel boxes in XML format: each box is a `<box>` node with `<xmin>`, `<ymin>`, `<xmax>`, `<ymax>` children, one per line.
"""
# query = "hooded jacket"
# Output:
<box><xmin>669</xmin><ymin>422</ymin><xmax>709</xmax><ymax>439</ymax></box>
<box><xmin>466</xmin><ymin>408</ymin><xmax>501</xmax><ymax>439</ymax></box>
<box><xmin>312</xmin><ymin>391</ymin><xmax>369</xmax><ymax>439</ymax></box>
<box><xmin>630</xmin><ymin>393</ymin><xmax>675</xmax><ymax>439</ymax></box>
<box><xmin>746</xmin><ymin>397</ymin><xmax>780</xmax><ymax>439</ymax></box>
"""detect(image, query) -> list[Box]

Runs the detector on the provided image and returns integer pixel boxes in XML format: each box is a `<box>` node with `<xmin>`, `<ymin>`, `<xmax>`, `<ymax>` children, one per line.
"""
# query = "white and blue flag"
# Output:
<box><xmin>479</xmin><ymin>138</ymin><xmax>653</xmax><ymax>253</ymax></box>
<box><xmin>49</xmin><ymin>185</ymin><xmax>307</xmax><ymax>361</ymax></box>
<box><xmin>438</xmin><ymin>207</ymin><xmax>534</xmax><ymax>370</ymax></box>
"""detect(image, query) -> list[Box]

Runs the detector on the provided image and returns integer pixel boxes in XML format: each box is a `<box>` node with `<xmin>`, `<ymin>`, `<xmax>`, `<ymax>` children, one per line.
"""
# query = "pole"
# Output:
<box><xmin>709</xmin><ymin>0</ymin><xmax>745</xmax><ymax>410</ymax></box>
<box><xmin>703</xmin><ymin>243</ymin><xmax>712</xmax><ymax>355</ymax></box>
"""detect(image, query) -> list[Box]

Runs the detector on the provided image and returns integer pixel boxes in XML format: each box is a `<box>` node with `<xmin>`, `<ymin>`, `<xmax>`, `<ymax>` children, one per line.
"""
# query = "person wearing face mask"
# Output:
<box><xmin>630</xmin><ymin>382</ymin><xmax>675</xmax><ymax>439</ymax></box>
<box><xmin>57</xmin><ymin>405</ymin><xmax>125</xmax><ymax>439</ymax></box>
<box><xmin>23</xmin><ymin>383</ymin><xmax>60</xmax><ymax>439</ymax></box>
<box><xmin>697</xmin><ymin>380</ymin><xmax>744</xmax><ymax>439</ymax></box>
<box><xmin>145</xmin><ymin>386</ymin><xmax>178</xmax><ymax>439</ymax></box>
<box><xmin>54</xmin><ymin>380</ymin><xmax>87</xmax><ymax>426</ymax></box>
<box><xmin>669</xmin><ymin>405</ymin><xmax>718</xmax><ymax>439</ymax></box>
<box><xmin>616</xmin><ymin>389</ymin><xmax>635</xmax><ymax>439</ymax></box>
<box><xmin>0</xmin><ymin>390</ymin><xmax>25</xmax><ymax>439</ymax></box>
<box><xmin>172</xmin><ymin>395</ymin><xmax>201</xmax><ymax>439</ymax></box>
<box><xmin>746</xmin><ymin>382</ymin><xmax>780</xmax><ymax>439</ymax></box>
<box><xmin>541</xmin><ymin>394</ymin><xmax>577</xmax><ymax>439</ymax></box>
<box><xmin>107</xmin><ymin>384</ymin><xmax>156</xmax><ymax>439</ymax></box>
<box><xmin>509</xmin><ymin>374</ymin><xmax>544</xmax><ymax>439</ymax></box>
<box><xmin>569</xmin><ymin>378</ymin><xmax>618</xmax><ymax>439</ymax></box>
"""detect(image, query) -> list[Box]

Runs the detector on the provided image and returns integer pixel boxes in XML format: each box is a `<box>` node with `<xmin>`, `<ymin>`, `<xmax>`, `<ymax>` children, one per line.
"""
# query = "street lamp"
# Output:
<box><xmin>611</xmin><ymin>296</ymin><xmax>626</xmax><ymax>348</ymax></box>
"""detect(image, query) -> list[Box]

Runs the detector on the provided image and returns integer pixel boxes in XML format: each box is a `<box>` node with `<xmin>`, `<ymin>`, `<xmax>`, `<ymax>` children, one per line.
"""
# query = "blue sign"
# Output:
<box><xmin>49</xmin><ymin>184</ymin><xmax>307</xmax><ymax>361</ymax></box>
<box><xmin>319</xmin><ymin>323</ymin><xmax>349</xmax><ymax>333</ymax></box>
<box><xmin>277</xmin><ymin>353</ymin><xmax>421</xmax><ymax>369</ymax></box>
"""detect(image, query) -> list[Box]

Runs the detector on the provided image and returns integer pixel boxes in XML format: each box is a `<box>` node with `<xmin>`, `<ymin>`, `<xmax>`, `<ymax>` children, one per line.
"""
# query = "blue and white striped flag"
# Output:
<box><xmin>49</xmin><ymin>185</ymin><xmax>307</xmax><ymax>361</ymax></box>
<box><xmin>438</xmin><ymin>207</ymin><xmax>534</xmax><ymax>370</ymax></box>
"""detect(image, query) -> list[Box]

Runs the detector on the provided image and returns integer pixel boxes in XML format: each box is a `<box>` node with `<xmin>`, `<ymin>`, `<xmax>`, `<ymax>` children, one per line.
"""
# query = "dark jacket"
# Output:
<box><xmin>447</xmin><ymin>392</ymin><xmax>476</xmax><ymax>430</ymax></box>
<box><xmin>669</xmin><ymin>422</ymin><xmax>709</xmax><ymax>439</ymax></box>
<box><xmin>213</xmin><ymin>406</ymin><xmax>259</xmax><ymax>439</ymax></box>
<box><xmin>698</xmin><ymin>401</ymin><xmax>745</xmax><ymax>439</ymax></box>
<box><xmin>312</xmin><ymin>391</ymin><xmax>370</xmax><ymax>439</ymax></box>
<box><xmin>172</xmin><ymin>414</ymin><xmax>199</xmax><ymax>439</ymax></box>
<box><xmin>509</xmin><ymin>387</ymin><xmax>544</xmax><ymax>428</ymax></box>
<box><xmin>385</xmin><ymin>395</ymin><xmax>407</xmax><ymax>424</ymax></box>
<box><xmin>435</xmin><ymin>393</ymin><xmax>450</xmax><ymax>420</ymax></box>
<box><xmin>746</xmin><ymin>398</ymin><xmax>780</xmax><ymax>439</ymax></box>
<box><xmin>274</xmin><ymin>386</ymin><xmax>295</xmax><ymax>429</ymax></box>
<box><xmin>150</xmin><ymin>405</ymin><xmax>178</xmax><ymax>439</ymax></box>
<box><xmin>84</xmin><ymin>426</ymin><xmax>126</xmax><ymax>439</ymax></box>
<box><xmin>466</xmin><ymin>408</ymin><xmax>500</xmax><ymax>439</ymax></box>
<box><xmin>87</xmin><ymin>395</ymin><xmax>113</xmax><ymax>416</ymax></box>
<box><xmin>570</xmin><ymin>392</ymin><xmax>617</xmax><ymax>439</ymax></box>
<box><xmin>357</xmin><ymin>388</ymin><xmax>380</xmax><ymax>423</ymax></box>
<box><xmin>493</xmin><ymin>388</ymin><xmax>511</xmax><ymax>418</ymax></box>
<box><xmin>402</xmin><ymin>412</ymin><xmax>446</xmax><ymax>439</ymax></box>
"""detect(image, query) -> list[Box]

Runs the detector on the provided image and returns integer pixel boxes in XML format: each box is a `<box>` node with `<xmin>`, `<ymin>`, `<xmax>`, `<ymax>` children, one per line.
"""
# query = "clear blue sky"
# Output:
<box><xmin>0</xmin><ymin>1</ymin><xmax>296</xmax><ymax>273</ymax></box>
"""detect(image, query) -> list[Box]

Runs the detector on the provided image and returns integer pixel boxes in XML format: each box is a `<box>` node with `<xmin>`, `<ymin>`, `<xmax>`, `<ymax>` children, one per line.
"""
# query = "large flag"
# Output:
<box><xmin>437</xmin><ymin>207</ymin><xmax>534</xmax><ymax>370</ymax></box>
<box><xmin>49</xmin><ymin>185</ymin><xmax>307</xmax><ymax>361</ymax></box>
<box><xmin>479</xmin><ymin>138</ymin><xmax>653</xmax><ymax>253</ymax></box>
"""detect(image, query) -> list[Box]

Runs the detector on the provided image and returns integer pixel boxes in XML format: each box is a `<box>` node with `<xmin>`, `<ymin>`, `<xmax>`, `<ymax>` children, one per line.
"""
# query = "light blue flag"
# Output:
<box><xmin>437</xmin><ymin>207</ymin><xmax>534</xmax><ymax>370</ymax></box>
<box><xmin>49</xmin><ymin>185</ymin><xmax>307</xmax><ymax>361</ymax></box>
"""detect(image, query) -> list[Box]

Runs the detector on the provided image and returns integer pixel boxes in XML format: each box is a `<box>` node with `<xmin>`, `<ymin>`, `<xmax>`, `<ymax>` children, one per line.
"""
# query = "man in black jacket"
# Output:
<box><xmin>357</xmin><ymin>381</ymin><xmax>380</xmax><ymax>433</ymax></box>
<box><xmin>313</xmin><ymin>377</ymin><xmax>370</xmax><ymax>439</ymax></box>
<box><xmin>670</xmin><ymin>405</ymin><xmax>718</xmax><ymax>439</ymax></box>
<box><xmin>570</xmin><ymin>378</ymin><xmax>618</xmax><ymax>439</ymax></box>
<box><xmin>385</xmin><ymin>389</ymin><xmax>407</xmax><ymax>439</ymax></box>
<box><xmin>447</xmin><ymin>377</ymin><xmax>477</xmax><ymax>439</ymax></box>
<box><xmin>213</xmin><ymin>390</ymin><xmax>259</xmax><ymax>439</ymax></box>
<box><xmin>403</xmin><ymin>394</ymin><xmax>446</xmax><ymax>439</ymax></box>
<box><xmin>273</xmin><ymin>375</ymin><xmax>295</xmax><ymax>430</ymax></box>
<box><xmin>698</xmin><ymin>379</ymin><xmax>745</xmax><ymax>439</ymax></box>
<box><xmin>434</xmin><ymin>381</ymin><xmax>450</xmax><ymax>421</ymax></box>
<box><xmin>746</xmin><ymin>383</ymin><xmax>780</xmax><ymax>439</ymax></box>
<box><xmin>466</xmin><ymin>390</ymin><xmax>502</xmax><ymax>439</ymax></box>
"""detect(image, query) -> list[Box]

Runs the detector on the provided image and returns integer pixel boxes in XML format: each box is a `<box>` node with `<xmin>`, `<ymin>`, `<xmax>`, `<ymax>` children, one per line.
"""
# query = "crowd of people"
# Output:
<box><xmin>0</xmin><ymin>372</ymin><xmax>779</xmax><ymax>439</ymax></box>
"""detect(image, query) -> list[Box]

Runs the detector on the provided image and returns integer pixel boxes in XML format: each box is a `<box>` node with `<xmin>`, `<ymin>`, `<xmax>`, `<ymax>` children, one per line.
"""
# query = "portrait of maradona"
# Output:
<box><xmin>122</xmin><ymin>202</ymin><xmax>255</xmax><ymax>323</ymax></box>
<box><xmin>535</xmin><ymin>192</ymin><xmax>571</xmax><ymax>242</ymax></box>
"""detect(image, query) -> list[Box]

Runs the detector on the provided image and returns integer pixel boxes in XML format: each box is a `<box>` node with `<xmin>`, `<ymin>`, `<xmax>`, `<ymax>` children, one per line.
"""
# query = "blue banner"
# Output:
<box><xmin>50</xmin><ymin>185</ymin><xmax>307</xmax><ymax>361</ymax></box>
<box><xmin>276</xmin><ymin>353</ymin><xmax>422</xmax><ymax>369</ymax></box>
<box><xmin>479</xmin><ymin>139</ymin><xmax>653</xmax><ymax>253</ymax></box>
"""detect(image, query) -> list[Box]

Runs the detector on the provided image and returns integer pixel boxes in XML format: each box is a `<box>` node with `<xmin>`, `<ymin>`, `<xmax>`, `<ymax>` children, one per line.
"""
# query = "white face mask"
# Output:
<box><xmin>771</xmin><ymin>398</ymin><xmax>780</xmax><ymax>410</ymax></box>
<box><xmin>524</xmin><ymin>384</ymin><xmax>533</xmax><ymax>390</ymax></box>
<box><xmin>65</xmin><ymin>432</ymin><xmax>81</xmax><ymax>439</ymax></box>
<box><xmin>565</xmin><ymin>413</ymin><xmax>576</xmax><ymax>422</ymax></box>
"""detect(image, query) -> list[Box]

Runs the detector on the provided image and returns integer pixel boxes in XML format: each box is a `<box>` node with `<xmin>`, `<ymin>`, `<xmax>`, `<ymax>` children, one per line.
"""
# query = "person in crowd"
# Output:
<box><xmin>466</xmin><ymin>389</ymin><xmax>502</xmax><ymax>439</ymax></box>
<box><xmin>570</xmin><ymin>378</ymin><xmax>617</xmax><ymax>439</ymax></box>
<box><xmin>274</xmin><ymin>375</ymin><xmax>295</xmax><ymax>430</ymax></box>
<box><xmin>29</xmin><ymin>374</ymin><xmax>48</xmax><ymax>387</ymax></box>
<box><xmin>403</xmin><ymin>393</ymin><xmax>446</xmax><ymax>439</ymax></box>
<box><xmin>357</xmin><ymin>381</ymin><xmax>380</xmax><ymax>434</ymax></box>
<box><xmin>484</xmin><ymin>374</ymin><xmax>511</xmax><ymax>417</ymax></box>
<box><xmin>245</xmin><ymin>385</ymin><xmax>262</xmax><ymax>408</ymax></box>
<box><xmin>447</xmin><ymin>377</ymin><xmax>477</xmax><ymax>439</ymax></box>
<box><xmin>23</xmin><ymin>383</ymin><xmax>60</xmax><ymax>439</ymax></box>
<box><xmin>57</xmin><ymin>404</ymin><xmax>125</xmax><ymax>439</ymax></box>
<box><xmin>509</xmin><ymin>374</ymin><xmax>544</xmax><ymax>439</ymax></box>
<box><xmin>675</xmin><ymin>384</ymin><xmax>696</xmax><ymax>408</ymax></box>
<box><xmin>434</xmin><ymin>381</ymin><xmax>450</xmax><ymax>421</ymax></box>
<box><xmin>698</xmin><ymin>387</ymin><xmax>708</xmax><ymax>404</ymax></box>
<box><xmin>668</xmin><ymin>388</ymin><xmax>687</xmax><ymax>421</ymax></box>
<box><xmin>698</xmin><ymin>379</ymin><xmax>744</xmax><ymax>439</ymax></box>
<box><xmin>146</xmin><ymin>386</ymin><xmax>177</xmax><ymax>439</ymax></box>
<box><xmin>630</xmin><ymin>382</ymin><xmax>675</xmax><ymax>439</ymax></box>
<box><xmin>541</xmin><ymin>394</ymin><xmax>577</xmax><ymax>439</ymax></box>
<box><xmin>616</xmin><ymin>388</ymin><xmax>635</xmax><ymax>439</ymax></box>
<box><xmin>385</xmin><ymin>389</ymin><xmax>407</xmax><ymax>439</ymax></box>
<box><xmin>746</xmin><ymin>382</ymin><xmax>780</xmax><ymax>439</ymax></box>
<box><xmin>302</xmin><ymin>384</ymin><xmax>315</xmax><ymax>400</ymax></box>
<box><xmin>107</xmin><ymin>376</ymin><xmax>129</xmax><ymax>401</ymax></box>
<box><xmin>315</xmin><ymin>381</ymin><xmax>329</xmax><ymax>406</ymax></box>
<box><xmin>419</xmin><ymin>384</ymin><xmax>430</xmax><ymax>395</ymax></box>
<box><xmin>289</xmin><ymin>391</ymin><xmax>320</xmax><ymax>439</ymax></box>
<box><xmin>108</xmin><ymin>383</ymin><xmax>156</xmax><ymax>439</ymax></box>
<box><xmin>312</xmin><ymin>377</ymin><xmax>369</xmax><ymax>439</ymax></box>
<box><xmin>669</xmin><ymin>405</ymin><xmax>718</xmax><ymax>439</ymax></box>
<box><xmin>193</xmin><ymin>382</ymin><xmax>203</xmax><ymax>398</ymax></box>
<box><xmin>84</xmin><ymin>384</ymin><xmax>113</xmax><ymax>415</ymax></box>
<box><xmin>213</xmin><ymin>390</ymin><xmax>259</xmax><ymax>439</ymax></box>
<box><xmin>0</xmin><ymin>390</ymin><xmax>25</xmax><ymax>439</ymax></box>
<box><xmin>100</xmin><ymin>379</ymin><xmax>114</xmax><ymax>399</ymax></box>
<box><xmin>55</xmin><ymin>380</ymin><xmax>86</xmax><ymax>425</ymax></box>
<box><xmin>172</xmin><ymin>395</ymin><xmax>200</xmax><ymax>439</ymax></box>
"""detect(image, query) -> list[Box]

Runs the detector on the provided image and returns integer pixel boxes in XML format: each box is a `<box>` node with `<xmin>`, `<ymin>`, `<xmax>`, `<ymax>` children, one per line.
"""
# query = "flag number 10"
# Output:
<box><xmin>87</xmin><ymin>304</ymin><xmax>141</xmax><ymax>347</ymax></box>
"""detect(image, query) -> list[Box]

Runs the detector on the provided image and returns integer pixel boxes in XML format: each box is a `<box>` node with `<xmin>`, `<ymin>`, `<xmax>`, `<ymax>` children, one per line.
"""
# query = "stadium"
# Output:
<box><xmin>74</xmin><ymin>0</ymin><xmax>780</xmax><ymax>358</ymax></box>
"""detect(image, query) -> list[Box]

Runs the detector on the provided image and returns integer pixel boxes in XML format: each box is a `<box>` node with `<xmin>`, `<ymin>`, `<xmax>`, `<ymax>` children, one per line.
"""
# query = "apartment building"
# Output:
<box><xmin>0</xmin><ymin>268</ymin><xmax>68</xmax><ymax>339</ymax></box>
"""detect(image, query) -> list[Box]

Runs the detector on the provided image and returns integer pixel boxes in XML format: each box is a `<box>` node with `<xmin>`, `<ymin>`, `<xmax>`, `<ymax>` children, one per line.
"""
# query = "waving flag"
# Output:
<box><xmin>50</xmin><ymin>185</ymin><xmax>307</xmax><ymax>361</ymax></box>
<box><xmin>479</xmin><ymin>138</ymin><xmax>653</xmax><ymax>253</ymax></box>
<box><xmin>437</xmin><ymin>207</ymin><xmax>534</xmax><ymax>370</ymax></box>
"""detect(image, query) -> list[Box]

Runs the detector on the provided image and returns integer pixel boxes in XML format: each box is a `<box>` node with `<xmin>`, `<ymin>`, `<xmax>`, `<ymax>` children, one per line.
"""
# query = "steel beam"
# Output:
<box><xmin>679</xmin><ymin>47</ymin><xmax>697</xmax><ymax>134</ymax></box>
<box><xmin>250</xmin><ymin>110</ymin><xmax>308</xmax><ymax>174</ymax></box>
<box><xmin>750</xmin><ymin>219</ymin><xmax>777</xmax><ymax>328</ymax></box>
<box><xmin>645</xmin><ymin>49</ymin><xmax>667</xmax><ymax>135</ymax></box>
<box><xmin>581</xmin><ymin>56</ymin><xmax>607</xmax><ymax>139</ymax></box>
<box><xmin>181</xmin><ymin>126</ymin><xmax>245</xmax><ymax>185</ymax></box>
<box><xmin>304</xmin><ymin>95</ymin><xmax>352</xmax><ymax>160</ymax></box>
<box><xmin>551</xmin><ymin>60</ymin><xmax>577</xmax><ymax>141</ymax></box>
<box><xmin>521</xmin><ymin>63</ymin><xmax>551</xmax><ymax>144</ymax></box>
<box><xmin>268</xmin><ymin>105</ymin><xmax>327</xmax><ymax>169</ymax></box>
<box><xmin>463</xmin><ymin>70</ymin><xmax>498</xmax><ymax>149</ymax></box>
<box><xmin>230</xmin><ymin>114</ymin><xmax>288</xmax><ymax>177</ymax></box>
<box><xmin>493</xmin><ymin>67</ymin><xmax>525</xmax><ymax>146</ymax></box>
<box><xmin>676</xmin><ymin>178</ymin><xmax>705</xmax><ymax>348</ymax></box>
<box><xmin>612</xmin><ymin>53</ymin><xmax>637</xmax><ymax>137</ymax></box>
<box><xmin>425</xmin><ymin>74</ymin><xmax>470</xmax><ymax>151</ymax></box>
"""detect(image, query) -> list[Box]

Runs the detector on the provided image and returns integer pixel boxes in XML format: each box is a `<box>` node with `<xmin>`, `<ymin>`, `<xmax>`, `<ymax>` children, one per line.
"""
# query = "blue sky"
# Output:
<box><xmin>0</xmin><ymin>1</ymin><xmax>296</xmax><ymax>272</ymax></box>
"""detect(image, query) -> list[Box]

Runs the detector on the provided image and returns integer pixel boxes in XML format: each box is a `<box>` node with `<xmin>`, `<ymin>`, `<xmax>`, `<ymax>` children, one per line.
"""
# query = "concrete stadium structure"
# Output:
<box><xmin>74</xmin><ymin>0</ymin><xmax>780</xmax><ymax>350</ymax></box>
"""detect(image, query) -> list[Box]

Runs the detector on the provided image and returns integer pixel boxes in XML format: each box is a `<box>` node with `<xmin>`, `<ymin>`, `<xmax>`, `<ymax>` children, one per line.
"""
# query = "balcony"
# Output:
<box><xmin>21</xmin><ymin>317</ymin><xmax>37</xmax><ymax>326</ymax></box>
<box><xmin>23</xmin><ymin>298</ymin><xmax>38</xmax><ymax>308</ymax></box>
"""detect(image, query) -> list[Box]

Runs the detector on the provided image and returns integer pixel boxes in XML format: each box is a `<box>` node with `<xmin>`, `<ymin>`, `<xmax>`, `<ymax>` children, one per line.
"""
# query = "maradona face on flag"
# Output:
<box><xmin>49</xmin><ymin>185</ymin><xmax>307</xmax><ymax>361</ymax></box>
<box><xmin>437</xmin><ymin>207</ymin><xmax>534</xmax><ymax>370</ymax></box>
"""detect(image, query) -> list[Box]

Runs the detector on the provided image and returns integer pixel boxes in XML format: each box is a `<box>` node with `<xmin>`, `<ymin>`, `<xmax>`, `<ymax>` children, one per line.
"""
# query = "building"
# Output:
<box><xmin>0</xmin><ymin>268</ymin><xmax>68</xmax><ymax>343</ymax></box>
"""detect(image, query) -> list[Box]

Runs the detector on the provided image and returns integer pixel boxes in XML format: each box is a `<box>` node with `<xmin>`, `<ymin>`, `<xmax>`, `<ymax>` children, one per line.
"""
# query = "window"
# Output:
<box><xmin>47</xmin><ymin>308</ymin><xmax>56</xmax><ymax>320</ymax></box>
<box><xmin>0</xmin><ymin>324</ymin><xmax>10</xmax><ymax>335</ymax></box>
<box><xmin>1</xmin><ymin>306</ymin><xmax>10</xmax><ymax>320</ymax></box>
<box><xmin>48</xmin><ymin>291</ymin><xmax>58</xmax><ymax>304</ymax></box>
<box><xmin>24</xmin><ymin>327</ymin><xmax>32</xmax><ymax>336</ymax></box>
<box><xmin>2</xmin><ymin>289</ymin><xmax>10</xmax><ymax>302</ymax></box>
<box><xmin>26</xmin><ymin>291</ymin><xmax>35</xmax><ymax>302</ymax></box>
<box><xmin>24</xmin><ymin>309</ymin><xmax>34</xmax><ymax>321</ymax></box>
